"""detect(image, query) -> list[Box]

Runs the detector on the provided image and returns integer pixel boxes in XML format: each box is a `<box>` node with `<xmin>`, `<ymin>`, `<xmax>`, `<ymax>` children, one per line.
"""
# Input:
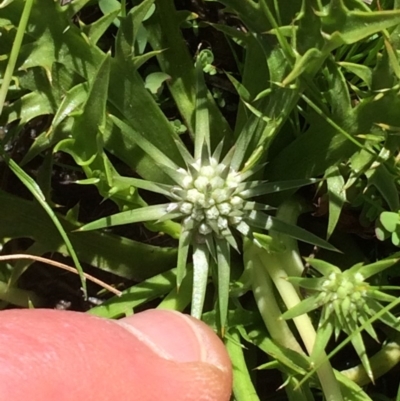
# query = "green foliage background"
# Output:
<box><xmin>3</xmin><ymin>0</ymin><xmax>400</xmax><ymax>400</ymax></box>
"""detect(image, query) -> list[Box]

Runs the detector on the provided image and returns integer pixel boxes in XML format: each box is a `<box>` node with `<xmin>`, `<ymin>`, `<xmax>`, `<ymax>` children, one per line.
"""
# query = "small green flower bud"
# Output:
<box><xmin>199</xmin><ymin>223</ymin><xmax>212</xmax><ymax>235</ymax></box>
<box><xmin>180</xmin><ymin>202</ymin><xmax>193</xmax><ymax>215</ymax></box>
<box><xmin>194</xmin><ymin>176</ymin><xmax>210</xmax><ymax>192</ymax></box>
<box><xmin>218</xmin><ymin>202</ymin><xmax>232</xmax><ymax>215</ymax></box>
<box><xmin>200</xmin><ymin>165</ymin><xmax>215</xmax><ymax>178</ymax></box>
<box><xmin>206</xmin><ymin>206</ymin><xmax>220</xmax><ymax>220</ymax></box>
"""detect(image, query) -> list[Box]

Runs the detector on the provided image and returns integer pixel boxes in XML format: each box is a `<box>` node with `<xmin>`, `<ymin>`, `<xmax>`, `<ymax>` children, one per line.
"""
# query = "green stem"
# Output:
<box><xmin>341</xmin><ymin>335</ymin><xmax>400</xmax><ymax>386</ymax></box>
<box><xmin>0</xmin><ymin>0</ymin><xmax>33</xmax><ymax>115</ymax></box>
<box><xmin>260</xmin><ymin>250</ymin><xmax>343</xmax><ymax>401</ymax></box>
<box><xmin>226</xmin><ymin>329</ymin><xmax>261</xmax><ymax>401</ymax></box>
<box><xmin>252</xmin><ymin>197</ymin><xmax>344</xmax><ymax>401</ymax></box>
<box><xmin>245</xmin><ymin>242</ymin><xmax>304</xmax><ymax>355</ymax></box>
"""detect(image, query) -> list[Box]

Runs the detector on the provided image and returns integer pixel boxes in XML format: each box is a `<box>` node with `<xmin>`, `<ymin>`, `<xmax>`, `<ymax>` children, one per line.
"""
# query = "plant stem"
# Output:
<box><xmin>250</xmin><ymin>197</ymin><xmax>344</xmax><ymax>401</ymax></box>
<box><xmin>245</xmin><ymin>241</ymin><xmax>304</xmax><ymax>355</ymax></box>
<box><xmin>341</xmin><ymin>335</ymin><xmax>400</xmax><ymax>386</ymax></box>
<box><xmin>226</xmin><ymin>329</ymin><xmax>261</xmax><ymax>401</ymax></box>
<box><xmin>0</xmin><ymin>0</ymin><xmax>33</xmax><ymax>115</ymax></box>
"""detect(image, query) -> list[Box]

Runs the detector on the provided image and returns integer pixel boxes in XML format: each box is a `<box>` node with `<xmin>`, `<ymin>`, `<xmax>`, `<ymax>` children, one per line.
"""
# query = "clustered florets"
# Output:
<box><xmin>167</xmin><ymin>158</ymin><xmax>246</xmax><ymax>239</ymax></box>
<box><xmin>319</xmin><ymin>271</ymin><xmax>368</xmax><ymax>312</ymax></box>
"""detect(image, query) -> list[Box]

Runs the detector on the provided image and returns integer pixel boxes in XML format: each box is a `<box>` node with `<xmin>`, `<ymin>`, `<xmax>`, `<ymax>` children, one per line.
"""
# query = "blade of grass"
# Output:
<box><xmin>0</xmin><ymin>0</ymin><xmax>33</xmax><ymax>114</ymax></box>
<box><xmin>0</xmin><ymin>153</ymin><xmax>88</xmax><ymax>295</ymax></box>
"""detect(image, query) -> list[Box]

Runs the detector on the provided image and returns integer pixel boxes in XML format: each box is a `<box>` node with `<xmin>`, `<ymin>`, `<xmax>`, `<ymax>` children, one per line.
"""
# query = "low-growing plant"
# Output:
<box><xmin>3</xmin><ymin>0</ymin><xmax>400</xmax><ymax>400</ymax></box>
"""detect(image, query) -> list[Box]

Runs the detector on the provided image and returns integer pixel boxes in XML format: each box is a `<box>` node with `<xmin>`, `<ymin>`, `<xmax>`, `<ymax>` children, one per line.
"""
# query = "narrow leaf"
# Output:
<box><xmin>240</xmin><ymin>178</ymin><xmax>318</xmax><ymax>198</ymax></box>
<box><xmin>177</xmin><ymin>228</ymin><xmax>191</xmax><ymax>289</ymax></box>
<box><xmin>326</xmin><ymin>166</ymin><xmax>346</xmax><ymax>240</ymax></box>
<box><xmin>110</xmin><ymin>114</ymin><xmax>180</xmax><ymax>171</ymax></box>
<box><xmin>191</xmin><ymin>243</ymin><xmax>210</xmax><ymax>319</ymax></box>
<box><xmin>194</xmin><ymin>56</ymin><xmax>210</xmax><ymax>160</ymax></box>
<box><xmin>247</xmin><ymin>212</ymin><xmax>339</xmax><ymax>251</ymax></box>
<box><xmin>79</xmin><ymin>204</ymin><xmax>170</xmax><ymax>231</ymax></box>
<box><xmin>216</xmin><ymin>238</ymin><xmax>230</xmax><ymax>333</ymax></box>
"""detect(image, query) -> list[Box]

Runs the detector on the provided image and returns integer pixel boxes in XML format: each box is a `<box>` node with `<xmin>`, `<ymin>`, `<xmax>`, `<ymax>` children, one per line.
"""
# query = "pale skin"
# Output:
<box><xmin>0</xmin><ymin>308</ymin><xmax>232</xmax><ymax>401</ymax></box>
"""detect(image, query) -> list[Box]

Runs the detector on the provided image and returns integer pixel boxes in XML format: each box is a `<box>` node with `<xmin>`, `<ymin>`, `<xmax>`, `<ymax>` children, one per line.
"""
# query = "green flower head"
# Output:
<box><xmin>80</xmin><ymin>59</ymin><xmax>335</xmax><ymax>331</ymax></box>
<box><xmin>282</xmin><ymin>257</ymin><xmax>400</xmax><ymax>381</ymax></box>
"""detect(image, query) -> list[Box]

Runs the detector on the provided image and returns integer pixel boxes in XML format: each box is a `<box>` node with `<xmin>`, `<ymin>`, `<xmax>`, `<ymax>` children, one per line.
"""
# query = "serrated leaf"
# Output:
<box><xmin>56</xmin><ymin>54</ymin><xmax>110</xmax><ymax>166</ymax></box>
<box><xmin>131</xmin><ymin>49</ymin><xmax>164</xmax><ymax>69</ymax></box>
<box><xmin>81</xmin><ymin>8</ymin><xmax>120</xmax><ymax>45</ymax></box>
<box><xmin>321</xmin><ymin>3</ymin><xmax>400</xmax><ymax>48</ymax></box>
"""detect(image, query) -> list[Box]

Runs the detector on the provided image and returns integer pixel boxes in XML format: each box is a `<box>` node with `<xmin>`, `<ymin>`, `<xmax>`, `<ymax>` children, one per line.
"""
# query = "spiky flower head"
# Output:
<box><xmin>167</xmin><ymin>153</ymin><xmax>247</xmax><ymax>241</ymax></box>
<box><xmin>282</xmin><ymin>257</ymin><xmax>400</xmax><ymax>381</ymax></box>
<box><xmin>80</xmin><ymin>58</ymin><xmax>335</xmax><ymax>331</ymax></box>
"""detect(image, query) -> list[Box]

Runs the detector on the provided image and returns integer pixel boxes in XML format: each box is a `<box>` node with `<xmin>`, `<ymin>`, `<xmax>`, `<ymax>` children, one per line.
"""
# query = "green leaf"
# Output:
<box><xmin>349</xmin><ymin>326</ymin><xmax>373</xmax><ymax>382</ymax></box>
<box><xmin>176</xmin><ymin>228</ymin><xmax>191</xmax><ymax>289</ymax></box>
<box><xmin>0</xmin><ymin>155</ymin><xmax>87</xmax><ymax>295</ymax></box>
<box><xmin>99</xmin><ymin>0</ymin><xmax>121</xmax><ymax>25</ymax></box>
<box><xmin>281</xmin><ymin>294</ymin><xmax>321</xmax><ymax>320</ymax></box>
<box><xmin>48</xmin><ymin>82</ymin><xmax>89</xmax><ymax>135</ymax></box>
<box><xmin>216</xmin><ymin>238</ymin><xmax>230</xmax><ymax>333</ymax></box>
<box><xmin>109</xmin><ymin>114</ymin><xmax>181</xmax><ymax>173</ymax></box>
<box><xmin>0</xmin><ymin>90</ymin><xmax>54</xmax><ymax>127</ymax></box>
<box><xmin>240</xmin><ymin>178</ymin><xmax>318</xmax><ymax>198</ymax></box>
<box><xmin>339</xmin><ymin>62</ymin><xmax>372</xmax><ymax>89</ymax></box>
<box><xmin>89</xmin><ymin>269</ymin><xmax>177</xmax><ymax>319</ymax></box>
<box><xmin>0</xmin><ymin>190</ymin><xmax>177</xmax><ymax>282</ymax></box>
<box><xmin>366</xmin><ymin>164</ymin><xmax>400</xmax><ymax>211</ymax></box>
<box><xmin>305</xmin><ymin>258</ymin><xmax>342</xmax><ymax>276</ymax></box>
<box><xmin>81</xmin><ymin>8</ymin><xmax>120</xmax><ymax>45</ymax></box>
<box><xmin>58</xmin><ymin>54</ymin><xmax>110</xmax><ymax>165</ymax></box>
<box><xmin>358</xmin><ymin>257</ymin><xmax>400</xmax><ymax>279</ymax></box>
<box><xmin>79</xmin><ymin>204</ymin><xmax>170</xmax><ymax>232</ymax></box>
<box><xmin>191</xmin><ymin>243</ymin><xmax>210</xmax><ymax>319</ymax></box>
<box><xmin>311</xmin><ymin>320</ymin><xmax>334</xmax><ymax>364</ymax></box>
<box><xmin>144</xmin><ymin>71</ymin><xmax>170</xmax><ymax>95</ymax></box>
<box><xmin>247</xmin><ymin>211</ymin><xmax>339</xmax><ymax>251</ymax></box>
<box><xmin>336</xmin><ymin>371</ymin><xmax>373</xmax><ymax>401</ymax></box>
<box><xmin>379</xmin><ymin>211</ymin><xmax>399</xmax><ymax>232</ymax></box>
<box><xmin>321</xmin><ymin>3</ymin><xmax>400</xmax><ymax>48</ymax></box>
<box><xmin>144</xmin><ymin>0</ymin><xmax>231</xmax><ymax>143</ymax></box>
<box><xmin>283</xmin><ymin>47</ymin><xmax>323</xmax><ymax>86</ymax></box>
<box><xmin>131</xmin><ymin>49</ymin><xmax>164</xmax><ymax>69</ymax></box>
<box><xmin>194</xmin><ymin>55</ymin><xmax>210</xmax><ymax>159</ymax></box>
<box><xmin>326</xmin><ymin>166</ymin><xmax>346</xmax><ymax>239</ymax></box>
<box><xmin>226</xmin><ymin>330</ymin><xmax>261</xmax><ymax>401</ymax></box>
